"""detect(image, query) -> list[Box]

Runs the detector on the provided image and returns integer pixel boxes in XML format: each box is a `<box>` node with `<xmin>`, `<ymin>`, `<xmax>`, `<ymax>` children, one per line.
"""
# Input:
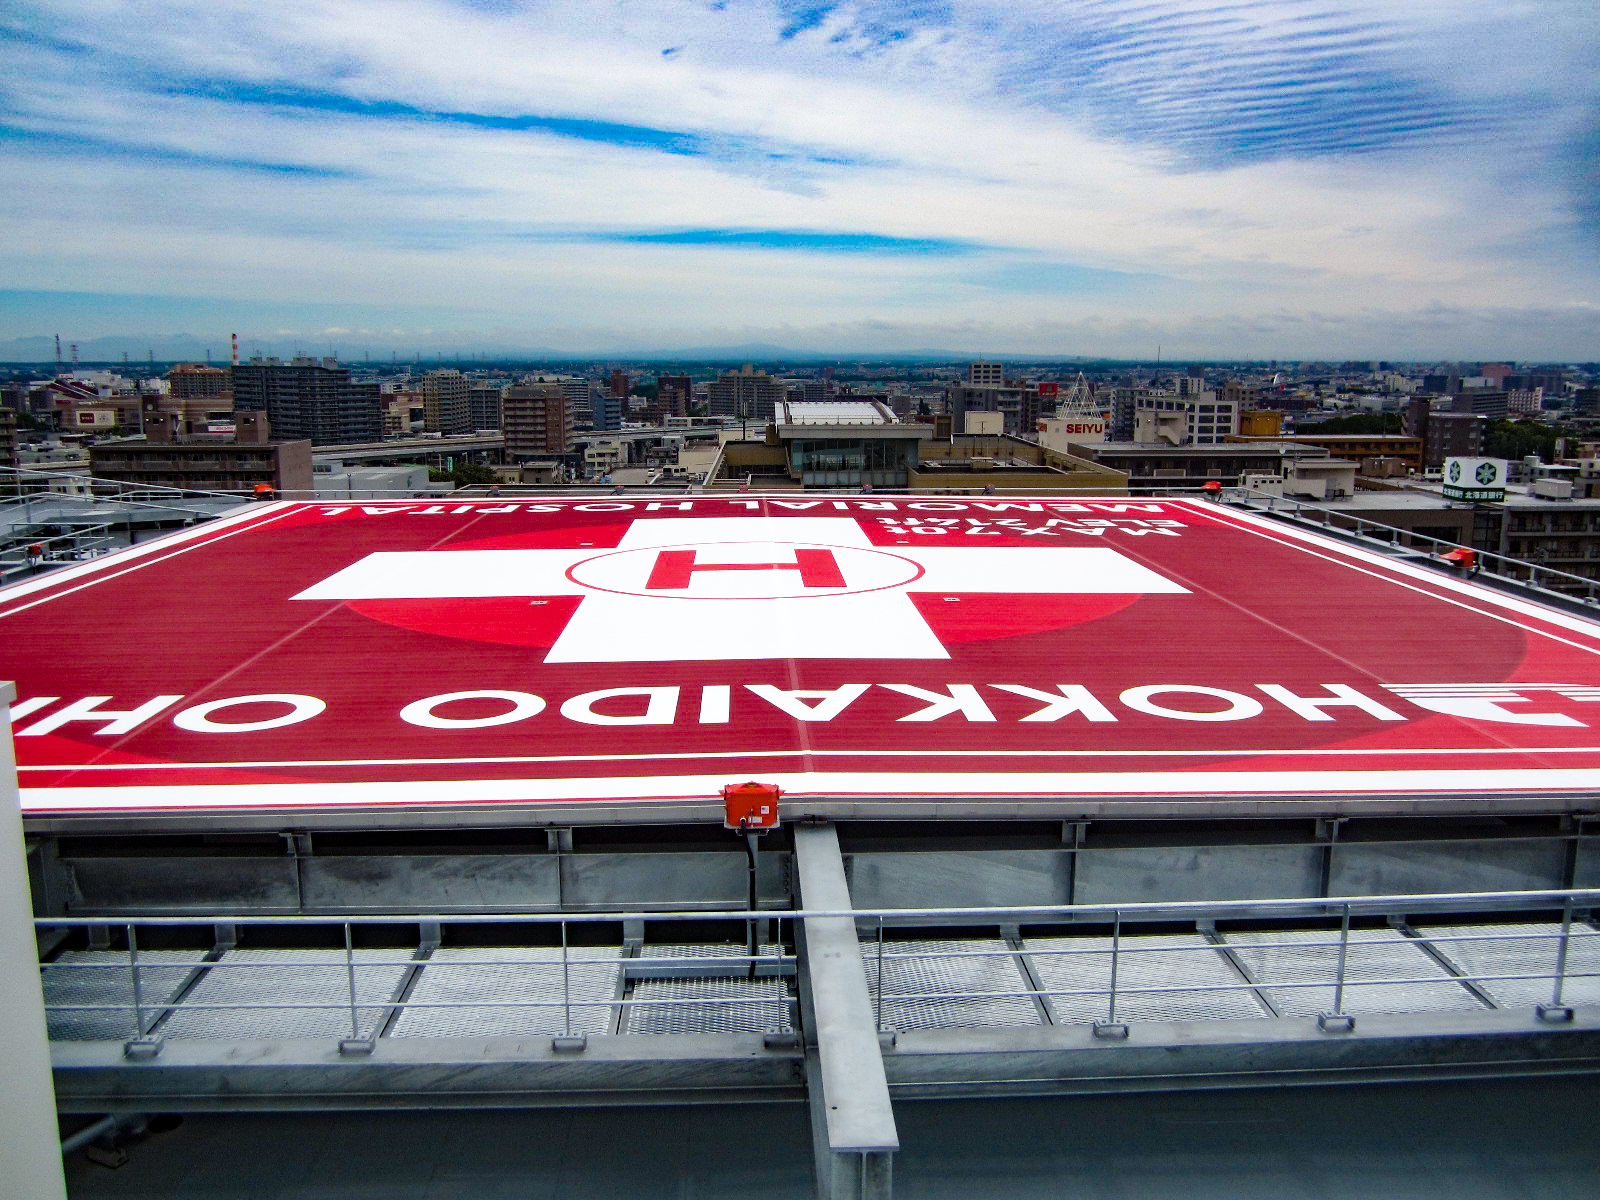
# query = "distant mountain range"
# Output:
<box><xmin>0</xmin><ymin>332</ymin><xmax>1105</xmax><ymax>366</ymax></box>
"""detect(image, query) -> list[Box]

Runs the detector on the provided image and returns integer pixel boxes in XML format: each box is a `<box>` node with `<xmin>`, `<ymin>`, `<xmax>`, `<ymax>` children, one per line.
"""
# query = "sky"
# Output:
<box><xmin>1</xmin><ymin>0</ymin><xmax>1597</xmax><ymax>361</ymax></box>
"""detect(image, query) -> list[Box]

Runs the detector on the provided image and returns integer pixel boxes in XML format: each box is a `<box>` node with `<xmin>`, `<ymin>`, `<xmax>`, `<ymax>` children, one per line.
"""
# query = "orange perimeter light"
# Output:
<box><xmin>722</xmin><ymin>782</ymin><xmax>780</xmax><ymax>830</ymax></box>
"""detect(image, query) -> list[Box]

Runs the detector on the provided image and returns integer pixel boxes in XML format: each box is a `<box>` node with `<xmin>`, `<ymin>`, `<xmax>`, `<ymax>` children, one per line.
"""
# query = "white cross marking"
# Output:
<box><xmin>292</xmin><ymin>517</ymin><xmax>1188</xmax><ymax>662</ymax></box>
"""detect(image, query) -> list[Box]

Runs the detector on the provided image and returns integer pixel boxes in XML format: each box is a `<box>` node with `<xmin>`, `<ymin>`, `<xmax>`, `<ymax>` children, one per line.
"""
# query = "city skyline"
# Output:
<box><xmin>2</xmin><ymin>1</ymin><xmax>1597</xmax><ymax>360</ymax></box>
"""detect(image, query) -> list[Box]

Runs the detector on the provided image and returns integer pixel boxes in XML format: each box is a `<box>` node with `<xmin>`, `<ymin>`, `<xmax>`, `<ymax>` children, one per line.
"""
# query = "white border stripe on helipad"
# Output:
<box><xmin>0</xmin><ymin>501</ymin><xmax>299</xmax><ymax>617</ymax></box>
<box><xmin>17</xmin><ymin>743</ymin><xmax>1600</xmax><ymax>773</ymax></box>
<box><xmin>1195</xmin><ymin>500</ymin><xmax>1600</xmax><ymax>643</ymax></box>
<box><xmin>22</xmin><ymin>766</ymin><xmax>1600</xmax><ymax>811</ymax></box>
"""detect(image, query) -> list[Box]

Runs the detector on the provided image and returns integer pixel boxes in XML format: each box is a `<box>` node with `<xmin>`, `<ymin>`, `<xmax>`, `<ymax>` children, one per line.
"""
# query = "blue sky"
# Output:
<box><xmin>0</xmin><ymin>1</ymin><xmax>1596</xmax><ymax>359</ymax></box>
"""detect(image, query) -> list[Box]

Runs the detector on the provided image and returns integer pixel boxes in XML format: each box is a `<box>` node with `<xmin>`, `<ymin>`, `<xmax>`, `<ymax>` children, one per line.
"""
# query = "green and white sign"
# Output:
<box><xmin>1442</xmin><ymin>457</ymin><xmax>1507</xmax><ymax>502</ymax></box>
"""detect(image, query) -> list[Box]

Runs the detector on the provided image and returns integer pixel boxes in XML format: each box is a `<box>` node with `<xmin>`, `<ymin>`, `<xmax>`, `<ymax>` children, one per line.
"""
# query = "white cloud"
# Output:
<box><xmin>0</xmin><ymin>1</ymin><xmax>1596</xmax><ymax>355</ymax></box>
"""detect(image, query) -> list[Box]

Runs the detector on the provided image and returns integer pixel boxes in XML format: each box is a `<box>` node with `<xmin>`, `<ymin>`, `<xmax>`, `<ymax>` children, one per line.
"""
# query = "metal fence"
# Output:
<box><xmin>35</xmin><ymin>888</ymin><xmax>1600</xmax><ymax>1056</ymax></box>
<box><xmin>1226</xmin><ymin>487</ymin><xmax>1600</xmax><ymax>604</ymax></box>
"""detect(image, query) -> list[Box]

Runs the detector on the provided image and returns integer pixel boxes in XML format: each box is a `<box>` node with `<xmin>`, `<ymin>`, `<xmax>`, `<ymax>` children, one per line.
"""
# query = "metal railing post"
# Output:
<box><xmin>875</xmin><ymin>917</ymin><xmax>885</xmax><ymax>1033</ymax></box>
<box><xmin>128</xmin><ymin>924</ymin><xmax>145</xmax><ymax>1040</ymax></box>
<box><xmin>1540</xmin><ymin>902</ymin><xmax>1577</xmax><ymax>1022</ymax></box>
<box><xmin>562</xmin><ymin>919</ymin><xmax>572</xmax><ymax>1038</ymax></box>
<box><xmin>344</xmin><ymin>923</ymin><xmax>360</xmax><ymax>1040</ymax></box>
<box><xmin>1094</xmin><ymin>910</ymin><xmax>1128</xmax><ymax>1038</ymax></box>
<box><xmin>552</xmin><ymin>918</ymin><xmax>585</xmax><ymax>1051</ymax></box>
<box><xmin>1332</xmin><ymin>903</ymin><xmax>1351</xmax><ymax>1013</ymax></box>
<box><xmin>122</xmin><ymin>922</ymin><xmax>160</xmax><ymax>1058</ymax></box>
<box><xmin>337</xmin><ymin>923</ymin><xmax>374</xmax><ymax>1054</ymax></box>
<box><xmin>1319</xmin><ymin>903</ymin><xmax>1356</xmax><ymax>1032</ymax></box>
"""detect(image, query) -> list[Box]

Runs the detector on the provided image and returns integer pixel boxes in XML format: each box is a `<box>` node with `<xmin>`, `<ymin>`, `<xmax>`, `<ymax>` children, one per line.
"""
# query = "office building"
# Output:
<box><xmin>231</xmin><ymin>357</ymin><xmax>382</xmax><ymax>445</ymax></box>
<box><xmin>1406</xmin><ymin>398</ymin><xmax>1485</xmax><ymax>467</ymax></box>
<box><xmin>1452</xmin><ymin>390</ymin><xmax>1509</xmax><ymax>420</ymax></box>
<box><xmin>967</xmin><ymin>361</ymin><xmax>1005</xmax><ymax>388</ymax></box>
<box><xmin>1132</xmin><ymin>391</ymin><xmax>1239</xmax><ymax>445</ymax></box>
<box><xmin>590</xmin><ymin>390</ymin><xmax>623</xmax><ymax>431</ymax></box>
<box><xmin>468</xmin><ymin>385</ymin><xmax>502</xmax><ymax>431</ymax></box>
<box><xmin>420</xmin><ymin>370</ymin><xmax>471</xmax><ymax>436</ymax></box>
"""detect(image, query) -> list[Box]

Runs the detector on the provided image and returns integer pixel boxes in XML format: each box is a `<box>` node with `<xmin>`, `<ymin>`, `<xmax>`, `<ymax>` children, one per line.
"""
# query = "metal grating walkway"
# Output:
<box><xmin>625</xmin><ymin>943</ymin><xmax>792</xmax><ymax>1035</ymax></box>
<box><xmin>1409</xmin><ymin>923</ymin><xmax>1600</xmax><ymax>1010</ymax></box>
<box><xmin>156</xmin><ymin>949</ymin><xmax>414</xmax><ymax>1040</ymax></box>
<box><xmin>1026</xmin><ymin>932</ymin><xmax>1269</xmax><ymax>1024</ymax></box>
<box><xmin>863</xmin><ymin>937</ymin><xmax>1040</xmax><ymax>1031</ymax></box>
<box><xmin>390</xmin><ymin>947</ymin><xmax>621</xmax><ymax>1039</ymax></box>
<box><xmin>1219</xmin><ymin>927</ymin><xmax>1487</xmax><ymax>1017</ymax></box>
<box><xmin>37</xmin><ymin>922</ymin><xmax>1600</xmax><ymax>1046</ymax></box>
<box><xmin>42</xmin><ymin>950</ymin><xmax>208</xmax><ymax>1041</ymax></box>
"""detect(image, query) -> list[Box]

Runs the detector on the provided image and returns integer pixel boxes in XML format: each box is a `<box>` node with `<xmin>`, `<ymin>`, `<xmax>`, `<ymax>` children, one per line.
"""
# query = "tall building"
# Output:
<box><xmin>591</xmin><ymin>390</ymin><xmax>623</xmax><ymax>431</ymax></box>
<box><xmin>468</xmin><ymin>385</ymin><xmax>502</xmax><ymax>431</ymax></box>
<box><xmin>967</xmin><ymin>361</ymin><xmax>1005</xmax><ymax>388</ymax></box>
<box><xmin>1406</xmin><ymin>397</ymin><xmax>1484</xmax><ymax>467</ymax></box>
<box><xmin>944</xmin><ymin>380</ymin><xmax>1043</xmax><ymax>437</ymax></box>
<box><xmin>419</xmin><ymin>370</ymin><xmax>471</xmax><ymax>436</ymax></box>
<box><xmin>502</xmin><ymin>383</ymin><xmax>574</xmax><ymax>458</ymax></box>
<box><xmin>607</xmin><ymin>368</ymin><xmax>630</xmax><ymax>399</ymax></box>
<box><xmin>559</xmin><ymin>378</ymin><xmax>594</xmax><ymax>412</ymax></box>
<box><xmin>167</xmin><ymin>363</ymin><xmax>232</xmax><ymax>400</ymax></box>
<box><xmin>231</xmin><ymin>357</ymin><xmax>382</xmax><ymax>446</ymax></box>
<box><xmin>0</xmin><ymin>405</ymin><xmax>17</xmax><ymax>470</ymax></box>
<box><xmin>656</xmin><ymin>374</ymin><xmax>692</xmax><ymax>420</ymax></box>
<box><xmin>708</xmin><ymin>366</ymin><xmax>783</xmax><ymax>421</ymax></box>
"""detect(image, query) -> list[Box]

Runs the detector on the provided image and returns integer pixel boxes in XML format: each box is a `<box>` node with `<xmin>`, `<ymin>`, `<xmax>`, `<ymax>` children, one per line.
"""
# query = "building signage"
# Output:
<box><xmin>5</xmin><ymin>497</ymin><xmax>1600</xmax><ymax>819</ymax></box>
<box><xmin>1442</xmin><ymin>457</ymin><xmax>1507</xmax><ymax>502</ymax></box>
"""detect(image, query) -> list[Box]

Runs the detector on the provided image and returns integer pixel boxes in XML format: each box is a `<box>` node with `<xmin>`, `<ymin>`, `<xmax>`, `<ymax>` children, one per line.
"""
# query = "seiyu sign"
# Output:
<box><xmin>1443</xmin><ymin>457</ymin><xmax>1507</xmax><ymax>502</ymax></box>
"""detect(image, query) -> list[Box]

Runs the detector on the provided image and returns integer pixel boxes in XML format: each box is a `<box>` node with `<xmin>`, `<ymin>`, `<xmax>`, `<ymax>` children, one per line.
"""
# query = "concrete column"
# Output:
<box><xmin>0</xmin><ymin>682</ymin><xmax>68</xmax><ymax>1198</ymax></box>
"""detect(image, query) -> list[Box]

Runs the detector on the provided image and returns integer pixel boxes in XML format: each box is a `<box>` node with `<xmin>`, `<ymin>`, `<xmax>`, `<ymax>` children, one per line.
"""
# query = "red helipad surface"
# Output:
<box><xmin>6</xmin><ymin>494</ymin><xmax>1600</xmax><ymax>825</ymax></box>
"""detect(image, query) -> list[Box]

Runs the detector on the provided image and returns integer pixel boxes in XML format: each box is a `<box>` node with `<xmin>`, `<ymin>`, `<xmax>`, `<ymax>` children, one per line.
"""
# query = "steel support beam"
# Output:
<box><xmin>0</xmin><ymin>682</ymin><xmax>68</xmax><ymax>1197</ymax></box>
<box><xmin>52</xmin><ymin>1033</ymin><xmax>803</xmax><ymax>1112</ymax></box>
<box><xmin>793</xmin><ymin>822</ymin><xmax>898</xmax><ymax>1200</ymax></box>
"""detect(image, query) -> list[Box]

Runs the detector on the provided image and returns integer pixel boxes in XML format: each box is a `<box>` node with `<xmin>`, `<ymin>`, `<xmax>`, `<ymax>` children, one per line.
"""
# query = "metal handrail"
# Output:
<box><xmin>1227</xmin><ymin>486</ymin><xmax>1600</xmax><ymax>601</ymax></box>
<box><xmin>32</xmin><ymin>885</ymin><xmax>1600</xmax><ymax>926</ymax></box>
<box><xmin>34</xmin><ymin>888</ymin><xmax>1599</xmax><ymax>1054</ymax></box>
